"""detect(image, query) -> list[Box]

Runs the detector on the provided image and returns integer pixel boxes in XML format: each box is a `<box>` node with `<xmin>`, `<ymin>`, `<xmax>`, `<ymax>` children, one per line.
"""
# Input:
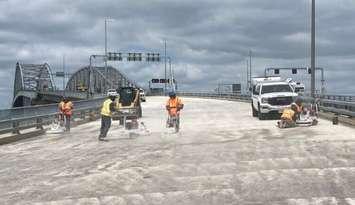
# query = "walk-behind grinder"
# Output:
<box><xmin>46</xmin><ymin>116</ymin><xmax>66</xmax><ymax>134</ymax></box>
<box><xmin>296</xmin><ymin>102</ymin><xmax>319</xmax><ymax>127</ymax></box>
<box><xmin>278</xmin><ymin>102</ymin><xmax>319</xmax><ymax>129</ymax></box>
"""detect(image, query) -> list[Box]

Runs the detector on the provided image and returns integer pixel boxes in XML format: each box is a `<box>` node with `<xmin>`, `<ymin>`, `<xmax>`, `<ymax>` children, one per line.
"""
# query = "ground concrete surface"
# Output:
<box><xmin>1</xmin><ymin>96</ymin><xmax>355</xmax><ymax>205</ymax></box>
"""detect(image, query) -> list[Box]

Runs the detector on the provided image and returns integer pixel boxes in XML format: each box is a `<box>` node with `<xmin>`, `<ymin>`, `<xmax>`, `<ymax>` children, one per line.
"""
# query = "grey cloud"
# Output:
<box><xmin>0</xmin><ymin>0</ymin><xmax>355</xmax><ymax>108</ymax></box>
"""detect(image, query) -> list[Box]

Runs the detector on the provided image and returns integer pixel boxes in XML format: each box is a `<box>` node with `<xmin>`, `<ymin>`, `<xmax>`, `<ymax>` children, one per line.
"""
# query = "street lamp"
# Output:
<box><xmin>104</xmin><ymin>18</ymin><xmax>114</xmax><ymax>92</ymax></box>
<box><xmin>311</xmin><ymin>0</ymin><xmax>316</xmax><ymax>97</ymax></box>
<box><xmin>164</xmin><ymin>40</ymin><xmax>167</xmax><ymax>94</ymax></box>
<box><xmin>246</xmin><ymin>60</ymin><xmax>249</xmax><ymax>93</ymax></box>
<box><xmin>167</xmin><ymin>57</ymin><xmax>173</xmax><ymax>91</ymax></box>
<box><xmin>249</xmin><ymin>50</ymin><xmax>252</xmax><ymax>90</ymax></box>
<box><xmin>160</xmin><ymin>56</ymin><xmax>173</xmax><ymax>92</ymax></box>
<box><xmin>88</xmin><ymin>55</ymin><xmax>97</xmax><ymax>99</ymax></box>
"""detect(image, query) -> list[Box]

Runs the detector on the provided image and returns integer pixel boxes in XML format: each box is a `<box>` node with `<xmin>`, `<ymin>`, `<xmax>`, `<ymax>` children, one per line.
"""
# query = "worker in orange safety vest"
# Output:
<box><xmin>166</xmin><ymin>91</ymin><xmax>184</xmax><ymax>128</ymax></box>
<box><xmin>59</xmin><ymin>97</ymin><xmax>74</xmax><ymax>132</ymax></box>
<box><xmin>166</xmin><ymin>91</ymin><xmax>184</xmax><ymax>117</ymax></box>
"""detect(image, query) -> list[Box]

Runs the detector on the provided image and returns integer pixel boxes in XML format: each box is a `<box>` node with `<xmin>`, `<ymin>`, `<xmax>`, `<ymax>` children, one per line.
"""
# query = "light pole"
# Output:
<box><xmin>88</xmin><ymin>55</ymin><xmax>97</xmax><ymax>99</ymax></box>
<box><xmin>104</xmin><ymin>18</ymin><xmax>108</xmax><ymax>92</ymax></box>
<box><xmin>246</xmin><ymin>60</ymin><xmax>249</xmax><ymax>93</ymax></box>
<box><xmin>164</xmin><ymin>40</ymin><xmax>167</xmax><ymax>94</ymax></box>
<box><xmin>168</xmin><ymin>57</ymin><xmax>174</xmax><ymax>91</ymax></box>
<box><xmin>171</xmin><ymin>60</ymin><xmax>176</xmax><ymax>91</ymax></box>
<box><xmin>249</xmin><ymin>50</ymin><xmax>252</xmax><ymax>89</ymax></box>
<box><xmin>311</xmin><ymin>0</ymin><xmax>316</xmax><ymax>97</ymax></box>
<box><xmin>62</xmin><ymin>55</ymin><xmax>65</xmax><ymax>97</ymax></box>
<box><xmin>160</xmin><ymin>55</ymin><xmax>173</xmax><ymax>91</ymax></box>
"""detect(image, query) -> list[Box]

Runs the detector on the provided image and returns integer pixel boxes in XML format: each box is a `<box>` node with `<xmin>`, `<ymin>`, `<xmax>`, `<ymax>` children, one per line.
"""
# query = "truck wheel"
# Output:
<box><xmin>258</xmin><ymin>105</ymin><xmax>266</xmax><ymax>120</ymax></box>
<box><xmin>252</xmin><ymin>104</ymin><xmax>258</xmax><ymax>117</ymax></box>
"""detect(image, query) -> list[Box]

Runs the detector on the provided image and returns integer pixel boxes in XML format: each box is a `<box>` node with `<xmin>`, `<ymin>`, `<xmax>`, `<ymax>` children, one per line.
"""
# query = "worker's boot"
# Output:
<box><xmin>98</xmin><ymin>137</ymin><xmax>108</xmax><ymax>142</ymax></box>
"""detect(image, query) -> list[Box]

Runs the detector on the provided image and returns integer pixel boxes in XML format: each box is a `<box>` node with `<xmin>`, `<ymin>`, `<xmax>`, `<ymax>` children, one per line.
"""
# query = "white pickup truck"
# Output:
<box><xmin>251</xmin><ymin>78</ymin><xmax>298</xmax><ymax>120</ymax></box>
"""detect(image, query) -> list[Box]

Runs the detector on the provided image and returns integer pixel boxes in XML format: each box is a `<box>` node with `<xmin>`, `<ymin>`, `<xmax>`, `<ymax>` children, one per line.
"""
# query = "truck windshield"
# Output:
<box><xmin>261</xmin><ymin>84</ymin><xmax>292</xmax><ymax>94</ymax></box>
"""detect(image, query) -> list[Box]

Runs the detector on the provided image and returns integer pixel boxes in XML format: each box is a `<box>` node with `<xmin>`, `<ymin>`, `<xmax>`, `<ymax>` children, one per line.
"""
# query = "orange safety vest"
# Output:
<box><xmin>296</xmin><ymin>104</ymin><xmax>303</xmax><ymax>113</ymax></box>
<box><xmin>166</xmin><ymin>97</ymin><xmax>183</xmax><ymax>116</ymax></box>
<box><xmin>61</xmin><ymin>101</ymin><xmax>73</xmax><ymax>116</ymax></box>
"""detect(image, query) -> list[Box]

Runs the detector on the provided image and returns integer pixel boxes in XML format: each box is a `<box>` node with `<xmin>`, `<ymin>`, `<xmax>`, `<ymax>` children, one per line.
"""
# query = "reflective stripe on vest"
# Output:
<box><xmin>101</xmin><ymin>99</ymin><xmax>113</xmax><ymax>117</ymax></box>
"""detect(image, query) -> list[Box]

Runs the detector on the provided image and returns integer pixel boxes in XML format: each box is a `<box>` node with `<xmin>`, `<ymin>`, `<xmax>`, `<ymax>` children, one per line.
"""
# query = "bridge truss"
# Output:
<box><xmin>12</xmin><ymin>63</ymin><xmax>139</xmax><ymax>107</ymax></box>
<box><xmin>13</xmin><ymin>62</ymin><xmax>55</xmax><ymax>107</ymax></box>
<box><xmin>66</xmin><ymin>66</ymin><xmax>138</xmax><ymax>95</ymax></box>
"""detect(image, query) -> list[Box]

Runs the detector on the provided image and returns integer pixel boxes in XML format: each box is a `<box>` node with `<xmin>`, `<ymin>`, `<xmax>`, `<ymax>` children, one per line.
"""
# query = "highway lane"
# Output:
<box><xmin>1</xmin><ymin>96</ymin><xmax>355</xmax><ymax>205</ymax></box>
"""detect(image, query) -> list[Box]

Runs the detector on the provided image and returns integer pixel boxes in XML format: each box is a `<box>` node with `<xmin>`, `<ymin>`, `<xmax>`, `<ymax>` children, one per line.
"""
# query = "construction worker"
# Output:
<box><xmin>59</xmin><ymin>97</ymin><xmax>74</xmax><ymax>132</ymax></box>
<box><xmin>58</xmin><ymin>98</ymin><xmax>65</xmax><ymax>127</ymax></box>
<box><xmin>166</xmin><ymin>91</ymin><xmax>184</xmax><ymax>127</ymax></box>
<box><xmin>99</xmin><ymin>92</ymin><xmax>119</xmax><ymax>141</ymax></box>
<box><xmin>278</xmin><ymin>103</ymin><xmax>298</xmax><ymax>128</ymax></box>
<box><xmin>294</xmin><ymin>98</ymin><xmax>304</xmax><ymax>119</ymax></box>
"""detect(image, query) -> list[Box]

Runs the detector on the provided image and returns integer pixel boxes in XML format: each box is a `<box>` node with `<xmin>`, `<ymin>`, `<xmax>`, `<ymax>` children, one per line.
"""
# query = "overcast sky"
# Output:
<box><xmin>0</xmin><ymin>0</ymin><xmax>355</xmax><ymax>108</ymax></box>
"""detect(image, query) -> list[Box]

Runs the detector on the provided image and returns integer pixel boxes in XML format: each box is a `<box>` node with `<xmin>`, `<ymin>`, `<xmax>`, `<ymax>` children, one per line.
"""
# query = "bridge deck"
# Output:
<box><xmin>1</xmin><ymin>97</ymin><xmax>355</xmax><ymax>205</ymax></box>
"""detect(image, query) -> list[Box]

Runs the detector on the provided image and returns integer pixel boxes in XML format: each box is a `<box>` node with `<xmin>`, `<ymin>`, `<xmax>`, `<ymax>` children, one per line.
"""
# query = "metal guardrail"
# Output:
<box><xmin>177</xmin><ymin>92</ymin><xmax>250</xmax><ymax>101</ymax></box>
<box><xmin>0</xmin><ymin>98</ymin><xmax>105</xmax><ymax>135</ymax></box>
<box><xmin>177</xmin><ymin>92</ymin><xmax>355</xmax><ymax>118</ymax></box>
<box><xmin>317</xmin><ymin>94</ymin><xmax>355</xmax><ymax>102</ymax></box>
<box><xmin>1</xmin><ymin>92</ymin><xmax>354</xmax><ymax>136</ymax></box>
<box><xmin>319</xmin><ymin>99</ymin><xmax>355</xmax><ymax>117</ymax></box>
<box><xmin>39</xmin><ymin>91</ymin><xmax>106</xmax><ymax>99</ymax></box>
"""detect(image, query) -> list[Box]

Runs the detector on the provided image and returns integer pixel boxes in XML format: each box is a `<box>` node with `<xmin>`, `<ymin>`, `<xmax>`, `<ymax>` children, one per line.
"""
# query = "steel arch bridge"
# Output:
<box><xmin>66</xmin><ymin>66</ymin><xmax>138</xmax><ymax>94</ymax></box>
<box><xmin>13</xmin><ymin>62</ymin><xmax>55</xmax><ymax>107</ymax></box>
<box><xmin>12</xmin><ymin>63</ymin><xmax>139</xmax><ymax>107</ymax></box>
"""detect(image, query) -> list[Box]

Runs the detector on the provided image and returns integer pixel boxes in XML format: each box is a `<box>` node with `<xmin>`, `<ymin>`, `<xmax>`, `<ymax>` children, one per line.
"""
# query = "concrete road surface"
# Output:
<box><xmin>1</xmin><ymin>97</ymin><xmax>355</xmax><ymax>205</ymax></box>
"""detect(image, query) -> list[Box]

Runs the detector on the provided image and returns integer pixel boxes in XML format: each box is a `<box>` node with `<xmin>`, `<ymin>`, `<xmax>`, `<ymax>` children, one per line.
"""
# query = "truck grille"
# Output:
<box><xmin>268</xmin><ymin>97</ymin><xmax>293</xmax><ymax>106</ymax></box>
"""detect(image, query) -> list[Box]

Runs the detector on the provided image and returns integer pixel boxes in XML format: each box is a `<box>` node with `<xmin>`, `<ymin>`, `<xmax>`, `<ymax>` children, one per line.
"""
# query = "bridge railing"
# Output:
<box><xmin>39</xmin><ymin>91</ymin><xmax>106</xmax><ymax>99</ymax></box>
<box><xmin>177</xmin><ymin>92</ymin><xmax>250</xmax><ymax>102</ymax></box>
<box><xmin>318</xmin><ymin>99</ymin><xmax>355</xmax><ymax>117</ymax></box>
<box><xmin>1</xmin><ymin>92</ymin><xmax>354</xmax><ymax>135</ymax></box>
<box><xmin>316</xmin><ymin>94</ymin><xmax>355</xmax><ymax>102</ymax></box>
<box><xmin>177</xmin><ymin>92</ymin><xmax>355</xmax><ymax>118</ymax></box>
<box><xmin>0</xmin><ymin>98</ymin><xmax>105</xmax><ymax>135</ymax></box>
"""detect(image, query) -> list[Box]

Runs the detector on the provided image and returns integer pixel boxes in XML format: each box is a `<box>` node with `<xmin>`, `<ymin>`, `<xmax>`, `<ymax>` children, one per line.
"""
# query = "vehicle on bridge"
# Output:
<box><xmin>286</xmin><ymin>78</ymin><xmax>306</xmax><ymax>95</ymax></box>
<box><xmin>114</xmin><ymin>87</ymin><xmax>142</xmax><ymax>130</ymax></box>
<box><xmin>76</xmin><ymin>83</ymin><xmax>88</xmax><ymax>92</ymax></box>
<box><xmin>107</xmin><ymin>89</ymin><xmax>118</xmax><ymax>97</ymax></box>
<box><xmin>251</xmin><ymin>77</ymin><xmax>298</xmax><ymax>120</ymax></box>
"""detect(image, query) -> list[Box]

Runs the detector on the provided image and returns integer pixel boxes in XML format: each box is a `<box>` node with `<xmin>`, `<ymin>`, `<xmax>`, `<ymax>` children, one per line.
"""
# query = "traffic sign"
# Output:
<box><xmin>55</xmin><ymin>72</ymin><xmax>65</xmax><ymax>77</ymax></box>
